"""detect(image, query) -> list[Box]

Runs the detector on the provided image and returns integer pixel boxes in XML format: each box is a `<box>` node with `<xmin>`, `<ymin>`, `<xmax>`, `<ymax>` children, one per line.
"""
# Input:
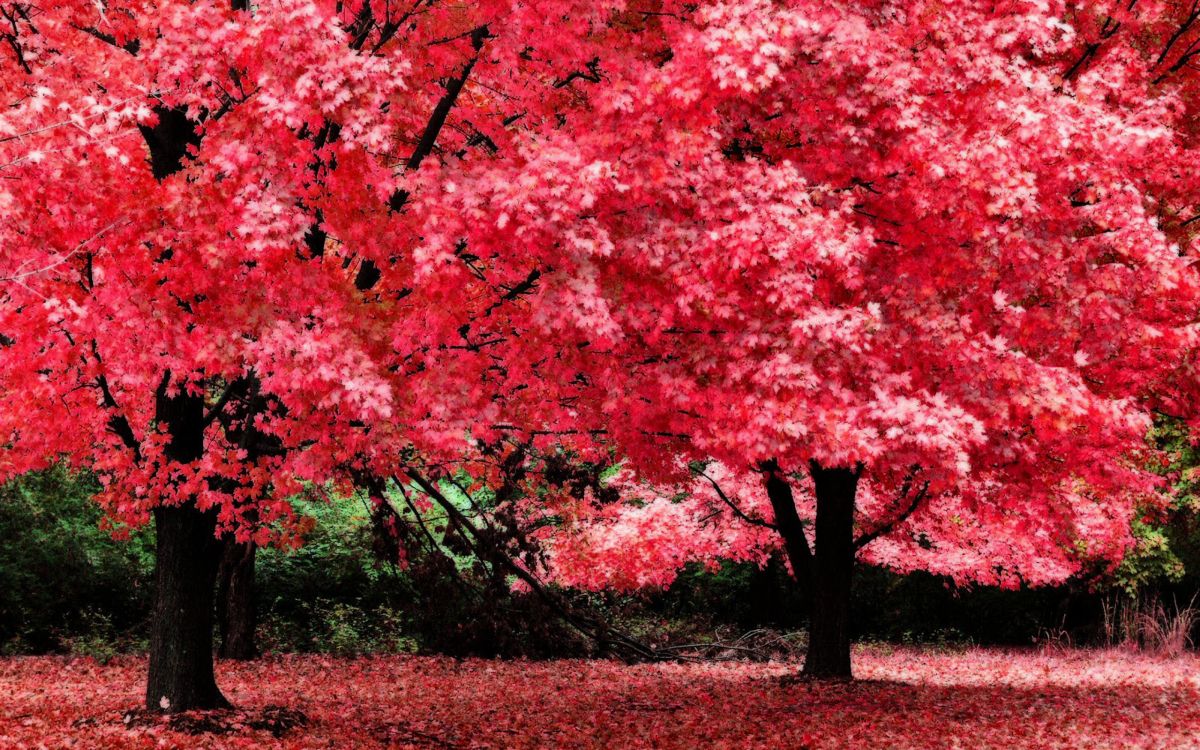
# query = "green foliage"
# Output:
<box><xmin>60</xmin><ymin>609</ymin><xmax>147</xmax><ymax>663</ymax></box>
<box><xmin>254</xmin><ymin>492</ymin><xmax>418</xmax><ymax>654</ymax></box>
<box><xmin>0</xmin><ymin>466</ymin><xmax>153</xmax><ymax>653</ymax></box>
<box><xmin>1115</xmin><ymin>419</ymin><xmax>1200</xmax><ymax>596</ymax></box>
<box><xmin>256</xmin><ymin>493</ymin><xmax>389</xmax><ymax>626</ymax></box>
<box><xmin>0</xmin><ymin>473</ymin><xmax>579</xmax><ymax>658</ymax></box>
<box><xmin>383</xmin><ymin>480</ymin><xmax>590</xmax><ymax>659</ymax></box>
<box><xmin>4</xmin><ymin>464</ymin><xmax>1190</xmax><ymax>658</ymax></box>
<box><xmin>259</xmin><ymin>599</ymin><xmax>417</xmax><ymax>656</ymax></box>
<box><xmin>1115</xmin><ymin>520</ymin><xmax>1188</xmax><ymax>596</ymax></box>
<box><xmin>0</xmin><ymin>474</ymin><xmax>420</xmax><ymax>657</ymax></box>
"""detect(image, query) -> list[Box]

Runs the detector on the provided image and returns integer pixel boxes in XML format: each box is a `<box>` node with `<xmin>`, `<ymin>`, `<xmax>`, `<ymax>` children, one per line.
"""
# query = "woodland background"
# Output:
<box><xmin>5</xmin><ymin>440</ymin><xmax>1197</xmax><ymax>662</ymax></box>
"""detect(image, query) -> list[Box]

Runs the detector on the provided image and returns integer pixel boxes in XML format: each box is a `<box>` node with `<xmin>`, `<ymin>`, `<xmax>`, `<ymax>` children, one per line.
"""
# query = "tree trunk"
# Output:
<box><xmin>802</xmin><ymin>463</ymin><xmax>860</xmax><ymax>680</ymax></box>
<box><xmin>216</xmin><ymin>538</ymin><xmax>258</xmax><ymax>660</ymax></box>
<box><xmin>145</xmin><ymin>385</ymin><xmax>229</xmax><ymax>712</ymax></box>
<box><xmin>747</xmin><ymin>556</ymin><xmax>785</xmax><ymax>627</ymax></box>
<box><xmin>146</xmin><ymin>504</ymin><xmax>229</xmax><ymax>712</ymax></box>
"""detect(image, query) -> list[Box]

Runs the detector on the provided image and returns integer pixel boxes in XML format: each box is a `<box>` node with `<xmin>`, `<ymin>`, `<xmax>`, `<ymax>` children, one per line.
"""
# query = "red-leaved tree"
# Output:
<box><xmin>417</xmin><ymin>0</ymin><xmax>1200</xmax><ymax>678</ymax></box>
<box><xmin>0</xmin><ymin>0</ymin><xmax>663</xmax><ymax>710</ymax></box>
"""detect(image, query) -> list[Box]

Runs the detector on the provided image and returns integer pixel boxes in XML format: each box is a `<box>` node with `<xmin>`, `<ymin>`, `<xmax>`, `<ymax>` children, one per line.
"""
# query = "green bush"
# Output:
<box><xmin>0</xmin><ymin>466</ymin><xmax>153</xmax><ymax>653</ymax></box>
<box><xmin>5</xmin><ymin>465</ymin><xmax>1190</xmax><ymax>658</ymax></box>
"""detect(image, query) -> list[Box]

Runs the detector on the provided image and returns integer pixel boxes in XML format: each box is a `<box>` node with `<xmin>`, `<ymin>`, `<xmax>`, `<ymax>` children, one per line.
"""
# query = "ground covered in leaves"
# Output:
<box><xmin>2</xmin><ymin>647</ymin><xmax>1198</xmax><ymax>748</ymax></box>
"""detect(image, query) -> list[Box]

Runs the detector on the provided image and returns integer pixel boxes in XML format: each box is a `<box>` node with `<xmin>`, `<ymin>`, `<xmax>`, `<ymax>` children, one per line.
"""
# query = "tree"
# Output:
<box><xmin>418</xmin><ymin>0</ymin><xmax>1200</xmax><ymax>677</ymax></box>
<box><xmin>0</xmin><ymin>0</ymin><xmax>648</xmax><ymax>710</ymax></box>
<box><xmin>6</xmin><ymin>0</ymin><xmax>1200</xmax><ymax>707</ymax></box>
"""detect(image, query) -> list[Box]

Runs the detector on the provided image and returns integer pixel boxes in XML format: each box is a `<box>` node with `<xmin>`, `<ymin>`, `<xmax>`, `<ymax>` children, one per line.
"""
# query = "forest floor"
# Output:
<box><xmin>1</xmin><ymin>646</ymin><xmax>1198</xmax><ymax>749</ymax></box>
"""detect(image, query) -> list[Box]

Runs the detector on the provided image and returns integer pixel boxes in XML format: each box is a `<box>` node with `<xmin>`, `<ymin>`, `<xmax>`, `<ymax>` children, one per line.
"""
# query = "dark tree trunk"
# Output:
<box><xmin>802</xmin><ymin>463</ymin><xmax>861</xmax><ymax>680</ymax></box>
<box><xmin>145</xmin><ymin>386</ymin><xmax>229</xmax><ymax>712</ymax></box>
<box><xmin>146</xmin><ymin>505</ymin><xmax>229</xmax><ymax>712</ymax></box>
<box><xmin>136</xmin><ymin>3</ymin><xmax>247</xmax><ymax>705</ymax></box>
<box><xmin>216</xmin><ymin>538</ymin><xmax>258</xmax><ymax>660</ymax></box>
<box><xmin>212</xmin><ymin>377</ymin><xmax>278</xmax><ymax>663</ymax></box>
<box><xmin>747</xmin><ymin>556</ymin><xmax>787</xmax><ymax>626</ymax></box>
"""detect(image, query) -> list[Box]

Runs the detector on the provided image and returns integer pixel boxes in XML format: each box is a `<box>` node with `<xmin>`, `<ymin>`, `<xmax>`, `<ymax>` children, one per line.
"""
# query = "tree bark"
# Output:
<box><xmin>145</xmin><ymin>386</ymin><xmax>229</xmax><ymax>712</ymax></box>
<box><xmin>146</xmin><ymin>505</ymin><xmax>229</xmax><ymax>711</ymax></box>
<box><xmin>762</xmin><ymin>460</ymin><xmax>813</xmax><ymax>602</ymax></box>
<box><xmin>802</xmin><ymin>462</ymin><xmax>861</xmax><ymax>680</ymax></box>
<box><xmin>747</xmin><ymin>555</ymin><xmax>790</xmax><ymax>626</ymax></box>
<box><xmin>216</xmin><ymin>538</ymin><xmax>258</xmax><ymax>660</ymax></box>
<box><xmin>211</xmin><ymin>378</ymin><xmax>278</xmax><ymax>663</ymax></box>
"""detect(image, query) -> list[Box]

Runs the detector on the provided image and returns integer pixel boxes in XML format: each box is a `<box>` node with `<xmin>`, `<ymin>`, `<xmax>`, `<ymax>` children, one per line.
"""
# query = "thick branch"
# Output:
<box><xmin>1152</xmin><ymin>39</ymin><xmax>1200</xmax><ymax>84</ymax></box>
<box><xmin>482</xmin><ymin>268</ymin><xmax>542</xmax><ymax>316</ymax></box>
<box><xmin>90</xmin><ymin>342</ymin><xmax>142</xmax><ymax>460</ymax></box>
<box><xmin>1060</xmin><ymin>2</ymin><xmax>1134</xmax><ymax>84</ymax></box>
<box><xmin>138</xmin><ymin>106</ymin><xmax>202</xmax><ymax>181</ymax></box>
<box><xmin>72</xmin><ymin>24</ymin><xmax>141</xmax><ymax>55</ymax></box>
<box><xmin>346</xmin><ymin>0</ymin><xmax>375</xmax><ymax>51</ymax></box>
<box><xmin>1155</xmin><ymin>0</ymin><xmax>1200</xmax><ymax>66</ymax></box>
<box><xmin>760</xmin><ymin>459</ymin><xmax>813</xmax><ymax>584</ymax></box>
<box><xmin>553</xmin><ymin>58</ymin><xmax>602</xmax><ymax>88</ymax></box>
<box><xmin>0</xmin><ymin>5</ymin><xmax>32</xmax><ymax>74</ymax></box>
<box><xmin>96</xmin><ymin>373</ymin><xmax>141</xmax><ymax>461</ymax></box>
<box><xmin>362</xmin><ymin>28</ymin><xmax>489</xmax><ymax>289</ymax></box>
<box><xmin>386</xmin><ymin>25</ymin><xmax>489</xmax><ymax>213</ymax></box>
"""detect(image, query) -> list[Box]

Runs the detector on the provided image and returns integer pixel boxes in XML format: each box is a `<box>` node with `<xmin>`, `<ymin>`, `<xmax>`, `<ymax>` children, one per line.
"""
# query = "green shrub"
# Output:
<box><xmin>0</xmin><ymin>466</ymin><xmax>153</xmax><ymax>653</ymax></box>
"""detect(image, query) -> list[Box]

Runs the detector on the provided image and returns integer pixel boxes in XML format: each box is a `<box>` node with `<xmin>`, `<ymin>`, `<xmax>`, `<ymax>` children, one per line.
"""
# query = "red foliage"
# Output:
<box><xmin>7</xmin><ymin>0</ymin><xmax>1200</xmax><ymax>711</ymax></box>
<box><xmin>499</xmin><ymin>0</ymin><xmax>1200</xmax><ymax>591</ymax></box>
<box><xmin>1</xmin><ymin>650</ymin><xmax>1198</xmax><ymax>749</ymax></box>
<box><xmin>0</xmin><ymin>0</ymin><xmax>645</xmax><ymax>542</ymax></box>
<box><xmin>4</xmin><ymin>0</ymin><xmax>1200</xmax><ymax>569</ymax></box>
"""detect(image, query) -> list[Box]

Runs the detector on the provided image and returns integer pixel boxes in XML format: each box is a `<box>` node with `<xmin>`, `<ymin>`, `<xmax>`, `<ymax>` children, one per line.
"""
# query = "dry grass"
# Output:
<box><xmin>1103</xmin><ymin>595</ymin><xmax>1197</xmax><ymax>657</ymax></box>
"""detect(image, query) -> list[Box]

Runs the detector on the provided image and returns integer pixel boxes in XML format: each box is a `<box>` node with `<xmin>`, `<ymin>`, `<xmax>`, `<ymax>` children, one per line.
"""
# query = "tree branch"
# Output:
<box><xmin>854</xmin><ymin>472</ymin><xmax>930</xmax><ymax>550</ymax></box>
<box><xmin>71</xmin><ymin>24</ymin><xmax>141</xmax><ymax>55</ymax></box>
<box><xmin>1153</xmin><ymin>0</ymin><xmax>1200</xmax><ymax>68</ymax></box>
<box><xmin>399</xmin><ymin>469</ymin><xmax>661</xmax><ymax>661</ymax></box>
<box><xmin>92</xmin><ymin>341</ymin><xmax>142</xmax><ymax>461</ymax></box>
<box><xmin>759</xmin><ymin>459</ymin><xmax>813</xmax><ymax>585</ymax></box>
<box><xmin>1060</xmin><ymin>1</ymin><xmax>1135</xmax><ymax>84</ymax></box>
<box><xmin>202</xmin><ymin>377</ymin><xmax>251</xmax><ymax>428</ymax></box>
<box><xmin>387</xmin><ymin>24</ymin><xmax>490</xmax><ymax>213</ymax></box>
<box><xmin>695</xmin><ymin>468</ymin><xmax>777</xmax><ymax>531</ymax></box>
<box><xmin>482</xmin><ymin>268</ymin><xmax>542</xmax><ymax>316</ymax></box>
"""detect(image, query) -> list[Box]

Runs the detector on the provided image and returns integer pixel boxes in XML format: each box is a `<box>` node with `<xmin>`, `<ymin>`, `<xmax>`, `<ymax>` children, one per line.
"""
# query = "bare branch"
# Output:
<box><xmin>91</xmin><ymin>342</ymin><xmax>141</xmax><ymax>461</ymax></box>
<box><xmin>695</xmin><ymin>468</ymin><xmax>778</xmax><ymax>531</ymax></box>
<box><xmin>854</xmin><ymin>471</ymin><xmax>930</xmax><ymax>550</ymax></box>
<box><xmin>399</xmin><ymin>469</ymin><xmax>661</xmax><ymax>661</ymax></box>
